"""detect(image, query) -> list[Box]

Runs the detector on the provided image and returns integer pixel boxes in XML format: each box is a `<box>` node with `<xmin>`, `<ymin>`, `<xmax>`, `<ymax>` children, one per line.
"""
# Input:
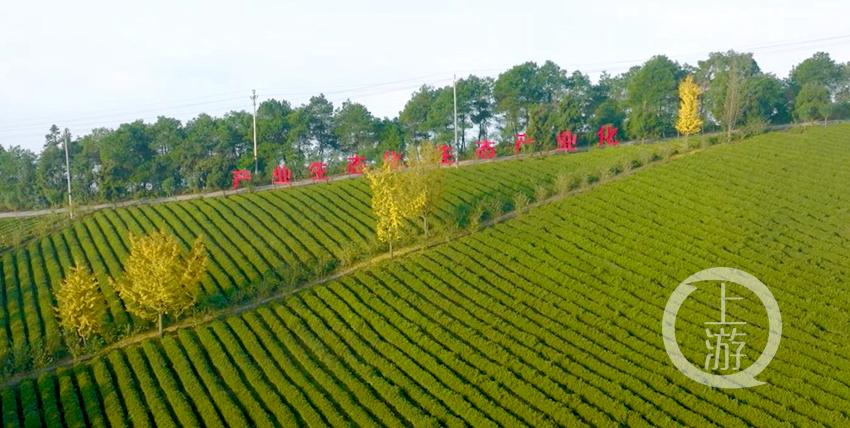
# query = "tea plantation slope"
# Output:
<box><xmin>0</xmin><ymin>138</ymin><xmax>682</xmax><ymax>374</ymax></box>
<box><xmin>2</xmin><ymin>125</ymin><xmax>849</xmax><ymax>426</ymax></box>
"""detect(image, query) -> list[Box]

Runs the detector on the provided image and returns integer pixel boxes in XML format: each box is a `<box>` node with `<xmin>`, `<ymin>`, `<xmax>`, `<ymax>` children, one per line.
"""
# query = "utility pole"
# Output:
<box><xmin>251</xmin><ymin>89</ymin><xmax>258</xmax><ymax>175</ymax></box>
<box><xmin>453</xmin><ymin>74</ymin><xmax>459</xmax><ymax>167</ymax></box>
<box><xmin>63</xmin><ymin>130</ymin><xmax>73</xmax><ymax>219</ymax></box>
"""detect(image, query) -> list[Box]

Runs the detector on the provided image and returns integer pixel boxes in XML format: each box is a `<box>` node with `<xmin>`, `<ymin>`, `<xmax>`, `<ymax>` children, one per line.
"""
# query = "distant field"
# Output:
<box><xmin>0</xmin><ymin>138</ymin><xmax>676</xmax><ymax>373</ymax></box>
<box><xmin>0</xmin><ymin>216</ymin><xmax>67</xmax><ymax>253</ymax></box>
<box><xmin>1</xmin><ymin>125</ymin><xmax>848</xmax><ymax>426</ymax></box>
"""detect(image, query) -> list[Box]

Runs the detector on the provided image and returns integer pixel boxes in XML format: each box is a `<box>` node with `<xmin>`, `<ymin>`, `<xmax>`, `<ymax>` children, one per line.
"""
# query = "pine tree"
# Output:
<box><xmin>675</xmin><ymin>75</ymin><xmax>703</xmax><ymax>136</ymax></box>
<box><xmin>55</xmin><ymin>264</ymin><xmax>103</xmax><ymax>346</ymax></box>
<box><xmin>113</xmin><ymin>231</ymin><xmax>207</xmax><ymax>335</ymax></box>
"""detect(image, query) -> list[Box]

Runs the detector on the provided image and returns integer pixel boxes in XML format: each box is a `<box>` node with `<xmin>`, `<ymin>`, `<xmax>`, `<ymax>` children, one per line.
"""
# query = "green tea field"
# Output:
<box><xmin>0</xmin><ymin>138</ymin><xmax>678</xmax><ymax>373</ymax></box>
<box><xmin>0</xmin><ymin>125</ymin><xmax>848</xmax><ymax>426</ymax></box>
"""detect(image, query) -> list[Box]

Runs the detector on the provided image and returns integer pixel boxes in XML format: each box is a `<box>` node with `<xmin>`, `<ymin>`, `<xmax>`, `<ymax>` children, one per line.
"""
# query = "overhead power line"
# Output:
<box><xmin>0</xmin><ymin>78</ymin><xmax>455</xmax><ymax>137</ymax></box>
<box><xmin>0</xmin><ymin>32</ymin><xmax>848</xmax><ymax>142</ymax></box>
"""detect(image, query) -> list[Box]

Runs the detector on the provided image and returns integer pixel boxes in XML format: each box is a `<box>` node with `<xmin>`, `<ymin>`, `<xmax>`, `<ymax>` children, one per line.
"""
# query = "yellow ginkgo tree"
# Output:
<box><xmin>364</xmin><ymin>157</ymin><xmax>425</xmax><ymax>258</ymax></box>
<box><xmin>55</xmin><ymin>264</ymin><xmax>103</xmax><ymax>347</ymax></box>
<box><xmin>113</xmin><ymin>230</ymin><xmax>207</xmax><ymax>335</ymax></box>
<box><xmin>675</xmin><ymin>75</ymin><xmax>703</xmax><ymax>137</ymax></box>
<box><xmin>405</xmin><ymin>143</ymin><xmax>444</xmax><ymax>238</ymax></box>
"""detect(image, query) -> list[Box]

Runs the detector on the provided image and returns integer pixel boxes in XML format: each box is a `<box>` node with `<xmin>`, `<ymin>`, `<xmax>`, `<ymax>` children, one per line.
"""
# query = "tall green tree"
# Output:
<box><xmin>459</xmin><ymin>76</ymin><xmax>495</xmax><ymax>144</ymax></box>
<box><xmin>304</xmin><ymin>95</ymin><xmax>336</xmax><ymax>160</ymax></box>
<box><xmin>591</xmin><ymin>72</ymin><xmax>629</xmax><ymax>139</ymax></box>
<box><xmin>534</xmin><ymin>60</ymin><xmax>569</xmax><ymax>104</ymax></box>
<box><xmin>35</xmin><ymin>125</ymin><xmax>68</xmax><ymax>206</ymax></box>
<box><xmin>789</xmin><ymin>52</ymin><xmax>843</xmax><ymax>98</ymax></box>
<box><xmin>0</xmin><ymin>145</ymin><xmax>38</xmax><ymax>209</ymax></box>
<box><xmin>150</xmin><ymin>117</ymin><xmax>184</xmax><ymax>195</ymax></box>
<box><xmin>527</xmin><ymin>95</ymin><xmax>585</xmax><ymax>150</ymax></box>
<box><xmin>426</xmin><ymin>86</ymin><xmax>456</xmax><ymax>145</ymax></box>
<box><xmin>98</xmin><ymin>120</ymin><xmax>154</xmax><ymax>199</ymax></box>
<box><xmin>794</xmin><ymin>82</ymin><xmax>831</xmax><ymax>123</ymax></box>
<box><xmin>181</xmin><ymin>114</ymin><xmax>218</xmax><ymax>190</ymax></box>
<box><xmin>494</xmin><ymin>62</ymin><xmax>544</xmax><ymax>136</ymax></box>
<box><xmin>219</xmin><ymin>111</ymin><xmax>254</xmax><ymax>172</ymax></box>
<box><xmin>721</xmin><ymin>60</ymin><xmax>746</xmax><ymax>139</ymax></box>
<box><xmin>373</xmin><ymin>117</ymin><xmax>405</xmax><ymax>159</ymax></box>
<box><xmin>72</xmin><ymin>128</ymin><xmax>107</xmax><ymax>203</ymax></box>
<box><xmin>566</xmin><ymin>72</ymin><xmax>595</xmax><ymax>111</ymax></box>
<box><xmin>333</xmin><ymin>100</ymin><xmax>376</xmax><ymax>154</ymax></box>
<box><xmin>741</xmin><ymin>74</ymin><xmax>790</xmax><ymax>125</ymax></box>
<box><xmin>400</xmin><ymin>85</ymin><xmax>436</xmax><ymax>144</ymax></box>
<box><xmin>789</xmin><ymin>53</ymin><xmax>845</xmax><ymax>122</ymax></box>
<box><xmin>287</xmin><ymin>107</ymin><xmax>311</xmax><ymax>173</ymax></box>
<box><xmin>834</xmin><ymin>63</ymin><xmax>850</xmax><ymax>118</ymax></box>
<box><xmin>696</xmin><ymin>51</ymin><xmax>761</xmax><ymax>134</ymax></box>
<box><xmin>625</xmin><ymin>55</ymin><xmax>683</xmax><ymax>140</ymax></box>
<box><xmin>256</xmin><ymin>99</ymin><xmax>293</xmax><ymax>178</ymax></box>
<box><xmin>425</xmin><ymin>76</ymin><xmax>496</xmax><ymax>155</ymax></box>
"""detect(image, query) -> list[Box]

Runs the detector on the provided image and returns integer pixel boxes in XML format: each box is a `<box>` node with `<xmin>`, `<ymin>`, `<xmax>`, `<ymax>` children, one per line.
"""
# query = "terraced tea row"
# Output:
<box><xmin>1</xmin><ymin>125</ymin><xmax>847</xmax><ymax>426</ymax></box>
<box><xmin>0</xmin><ymin>139</ymin><xmax>683</xmax><ymax>374</ymax></box>
<box><xmin>0</xmin><ymin>216</ymin><xmax>68</xmax><ymax>253</ymax></box>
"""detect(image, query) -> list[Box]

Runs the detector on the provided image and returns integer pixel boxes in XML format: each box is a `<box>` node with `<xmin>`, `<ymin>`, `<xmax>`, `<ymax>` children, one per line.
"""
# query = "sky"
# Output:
<box><xmin>2</xmin><ymin>0</ymin><xmax>850</xmax><ymax>152</ymax></box>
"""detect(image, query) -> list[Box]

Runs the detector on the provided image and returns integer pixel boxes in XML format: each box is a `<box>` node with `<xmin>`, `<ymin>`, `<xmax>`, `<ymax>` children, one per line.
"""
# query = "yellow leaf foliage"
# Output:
<box><xmin>405</xmin><ymin>143</ymin><xmax>444</xmax><ymax>220</ymax></box>
<box><xmin>363</xmin><ymin>158</ymin><xmax>426</xmax><ymax>245</ymax></box>
<box><xmin>113</xmin><ymin>230</ymin><xmax>207</xmax><ymax>324</ymax></box>
<box><xmin>55</xmin><ymin>264</ymin><xmax>102</xmax><ymax>342</ymax></box>
<box><xmin>675</xmin><ymin>75</ymin><xmax>704</xmax><ymax>136</ymax></box>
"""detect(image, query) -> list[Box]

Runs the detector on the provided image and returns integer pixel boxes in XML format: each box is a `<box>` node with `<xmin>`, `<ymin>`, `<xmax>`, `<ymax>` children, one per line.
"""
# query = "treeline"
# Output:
<box><xmin>1</xmin><ymin>51</ymin><xmax>848</xmax><ymax>211</ymax></box>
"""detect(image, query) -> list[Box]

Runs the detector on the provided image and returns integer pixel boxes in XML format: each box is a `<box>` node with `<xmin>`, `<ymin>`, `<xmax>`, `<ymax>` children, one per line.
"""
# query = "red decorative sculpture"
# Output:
<box><xmin>439</xmin><ymin>144</ymin><xmax>454</xmax><ymax>164</ymax></box>
<box><xmin>309</xmin><ymin>162</ymin><xmax>328</xmax><ymax>181</ymax></box>
<box><xmin>231</xmin><ymin>169</ymin><xmax>252</xmax><ymax>189</ymax></box>
<box><xmin>272</xmin><ymin>164</ymin><xmax>292</xmax><ymax>185</ymax></box>
<box><xmin>597</xmin><ymin>125</ymin><xmax>619</xmax><ymax>147</ymax></box>
<box><xmin>384</xmin><ymin>150</ymin><xmax>402</xmax><ymax>168</ymax></box>
<box><xmin>475</xmin><ymin>140</ymin><xmax>496</xmax><ymax>159</ymax></box>
<box><xmin>557</xmin><ymin>130</ymin><xmax>578</xmax><ymax>152</ymax></box>
<box><xmin>514</xmin><ymin>132</ymin><xmax>534</xmax><ymax>154</ymax></box>
<box><xmin>346</xmin><ymin>154</ymin><xmax>366</xmax><ymax>175</ymax></box>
